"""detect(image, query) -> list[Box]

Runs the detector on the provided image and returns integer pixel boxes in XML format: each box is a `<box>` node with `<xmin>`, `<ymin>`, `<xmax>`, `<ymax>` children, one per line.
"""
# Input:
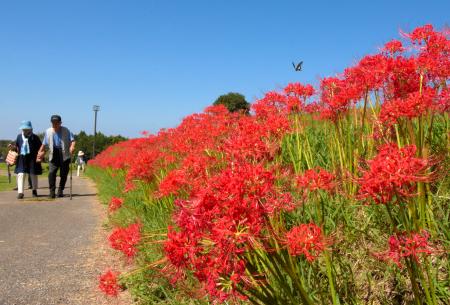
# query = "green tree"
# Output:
<box><xmin>213</xmin><ymin>92</ymin><xmax>250</xmax><ymax>114</ymax></box>
<box><xmin>74</xmin><ymin>131</ymin><xmax>127</xmax><ymax>160</ymax></box>
<box><xmin>0</xmin><ymin>139</ymin><xmax>14</xmax><ymax>161</ymax></box>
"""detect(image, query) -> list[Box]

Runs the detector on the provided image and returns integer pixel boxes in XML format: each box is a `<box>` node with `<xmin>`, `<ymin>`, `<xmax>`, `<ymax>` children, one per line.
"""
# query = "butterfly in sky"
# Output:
<box><xmin>292</xmin><ymin>61</ymin><xmax>303</xmax><ymax>71</ymax></box>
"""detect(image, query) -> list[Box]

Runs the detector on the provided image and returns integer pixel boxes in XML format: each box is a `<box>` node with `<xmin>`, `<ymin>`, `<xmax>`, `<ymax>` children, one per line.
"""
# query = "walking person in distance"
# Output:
<box><xmin>76</xmin><ymin>151</ymin><xmax>86</xmax><ymax>177</ymax></box>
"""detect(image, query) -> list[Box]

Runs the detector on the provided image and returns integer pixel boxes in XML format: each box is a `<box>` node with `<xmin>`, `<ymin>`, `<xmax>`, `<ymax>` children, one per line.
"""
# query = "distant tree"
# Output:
<box><xmin>213</xmin><ymin>92</ymin><xmax>250</xmax><ymax>114</ymax></box>
<box><xmin>0</xmin><ymin>139</ymin><xmax>14</xmax><ymax>161</ymax></box>
<box><xmin>74</xmin><ymin>131</ymin><xmax>127</xmax><ymax>160</ymax></box>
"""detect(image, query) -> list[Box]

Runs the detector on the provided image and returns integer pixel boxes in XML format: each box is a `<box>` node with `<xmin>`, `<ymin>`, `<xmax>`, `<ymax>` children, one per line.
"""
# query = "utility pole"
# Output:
<box><xmin>92</xmin><ymin>105</ymin><xmax>100</xmax><ymax>158</ymax></box>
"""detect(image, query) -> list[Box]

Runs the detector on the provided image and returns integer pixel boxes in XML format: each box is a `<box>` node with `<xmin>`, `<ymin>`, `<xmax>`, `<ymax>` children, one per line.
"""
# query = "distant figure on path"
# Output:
<box><xmin>38</xmin><ymin>115</ymin><xmax>76</xmax><ymax>198</ymax></box>
<box><xmin>9</xmin><ymin>120</ymin><xmax>42</xmax><ymax>199</ymax></box>
<box><xmin>76</xmin><ymin>151</ymin><xmax>86</xmax><ymax>177</ymax></box>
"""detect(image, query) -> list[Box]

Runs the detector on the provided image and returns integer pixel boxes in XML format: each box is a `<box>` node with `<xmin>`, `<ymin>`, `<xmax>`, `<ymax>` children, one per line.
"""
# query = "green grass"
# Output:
<box><xmin>0</xmin><ymin>172</ymin><xmax>16</xmax><ymax>191</ymax></box>
<box><xmin>0</xmin><ymin>163</ymin><xmax>16</xmax><ymax>191</ymax></box>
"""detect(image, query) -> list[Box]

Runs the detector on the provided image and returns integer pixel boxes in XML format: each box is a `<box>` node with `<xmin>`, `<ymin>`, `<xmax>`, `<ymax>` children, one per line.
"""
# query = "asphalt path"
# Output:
<box><xmin>0</xmin><ymin>173</ymin><xmax>106</xmax><ymax>305</ymax></box>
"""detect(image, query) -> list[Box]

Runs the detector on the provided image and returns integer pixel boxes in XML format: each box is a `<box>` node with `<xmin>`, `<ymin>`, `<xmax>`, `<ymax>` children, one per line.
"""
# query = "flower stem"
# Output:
<box><xmin>324</xmin><ymin>251</ymin><xmax>341</xmax><ymax>305</ymax></box>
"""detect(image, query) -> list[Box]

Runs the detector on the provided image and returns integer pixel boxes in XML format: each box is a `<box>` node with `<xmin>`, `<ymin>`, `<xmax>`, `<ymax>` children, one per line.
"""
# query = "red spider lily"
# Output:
<box><xmin>318</xmin><ymin>71</ymin><xmax>370</xmax><ymax>121</ymax></box>
<box><xmin>109</xmin><ymin>223</ymin><xmax>142</xmax><ymax>258</ymax></box>
<box><xmin>345</xmin><ymin>54</ymin><xmax>389</xmax><ymax>92</ymax></box>
<box><xmin>436</xmin><ymin>87</ymin><xmax>450</xmax><ymax>113</ymax></box>
<box><xmin>383</xmin><ymin>39</ymin><xmax>404</xmax><ymax>55</ymax></box>
<box><xmin>297</xmin><ymin>167</ymin><xmax>336</xmax><ymax>192</ymax></box>
<box><xmin>89</xmin><ymin>137</ymin><xmax>155</xmax><ymax>170</ymax></box>
<box><xmin>124</xmin><ymin>148</ymin><xmax>161</xmax><ymax>184</ymax></box>
<box><xmin>284</xmin><ymin>223</ymin><xmax>325</xmax><ymax>262</ymax></box>
<box><xmin>284</xmin><ymin>83</ymin><xmax>315</xmax><ymax>98</ymax></box>
<box><xmin>98</xmin><ymin>270</ymin><xmax>121</xmax><ymax>296</ymax></box>
<box><xmin>163</xmin><ymin>162</ymin><xmax>296</xmax><ymax>299</ymax></box>
<box><xmin>384</xmin><ymin>56</ymin><xmax>420</xmax><ymax>99</ymax></box>
<box><xmin>251</xmin><ymin>92</ymin><xmax>292</xmax><ymax>135</ymax></box>
<box><xmin>320</xmin><ymin>76</ymin><xmax>352</xmax><ymax>114</ymax></box>
<box><xmin>221</xmin><ymin>116</ymin><xmax>281</xmax><ymax>163</ymax></box>
<box><xmin>158</xmin><ymin>169</ymin><xmax>188</xmax><ymax>197</ymax></box>
<box><xmin>304</xmin><ymin>101</ymin><xmax>320</xmax><ymax>114</ymax></box>
<box><xmin>357</xmin><ymin>143</ymin><xmax>430</xmax><ymax>204</ymax></box>
<box><xmin>156</xmin><ymin>103</ymin><xmax>289</xmax><ymax>198</ymax></box>
<box><xmin>409</xmin><ymin>24</ymin><xmax>437</xmax><ymax>44</ymax></box>
<box><xmin>283</xmin><ymin>83</ymin><xmax>315</xmax><ymax>112</ymax></box>
<box><xmin>108</xmin><ymin>197</ymin><xmax>124</xmax><ymax>213</ymax></box>
<box><xmin>253</xmin><ymin>91</ymin><xmax>288</xmax><ymax>114</ymax></box>
<box><xmin>379</xmin><ymin>87</ymin><xmax>438</xmax><ymax>125</ymax></box>
<box><xmin>406</xmin><ymin>24</ymin><xmax>450</xmax><ymax>81</ymax></box>
<box><xmin>376</xmin><ymin>230</ymin><xmax>433</xmax><ymax>268</ymax></box>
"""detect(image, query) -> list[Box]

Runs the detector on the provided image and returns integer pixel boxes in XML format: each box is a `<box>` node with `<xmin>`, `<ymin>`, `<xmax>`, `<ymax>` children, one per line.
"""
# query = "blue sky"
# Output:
<box><xmin>0</xmin><ymin>0</ymin><xmax>448</xmax><ymax>139</ymax></box>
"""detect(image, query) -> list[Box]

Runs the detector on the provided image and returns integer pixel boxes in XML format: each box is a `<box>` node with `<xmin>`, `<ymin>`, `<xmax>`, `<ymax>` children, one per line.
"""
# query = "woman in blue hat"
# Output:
<box><xmin>9</xmin><ymin>120</ymin><xmax>43</xmax><ymax>199</ymax></box>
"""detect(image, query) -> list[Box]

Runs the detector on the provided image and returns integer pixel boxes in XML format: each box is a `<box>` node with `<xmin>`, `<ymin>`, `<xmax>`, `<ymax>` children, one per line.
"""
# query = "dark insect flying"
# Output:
<box><xmin>292</xmin><ymin>61</ymin><xmax>303</xmax><ymax>71</ymax></box>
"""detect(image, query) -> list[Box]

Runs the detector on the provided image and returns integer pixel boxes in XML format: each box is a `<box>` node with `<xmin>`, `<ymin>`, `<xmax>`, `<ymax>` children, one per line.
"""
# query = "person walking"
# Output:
<box><xmin>9</xmin><ymin>121</ymin><xmax>43</xmax><ymax>199</ymax></box>
<box><xmin>76</xmin><ymin>151</ymin><xmax>86</xmax><ymax>177</ymax></box>
<box><xmin>38</xmin><ymin>115</ymin><xmax>76</xmax><ymax>198</ymax></box>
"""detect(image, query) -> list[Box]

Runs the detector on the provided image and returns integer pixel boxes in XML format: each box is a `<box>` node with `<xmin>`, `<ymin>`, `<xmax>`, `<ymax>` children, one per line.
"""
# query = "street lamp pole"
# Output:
<box><xmin>92</xmin><ymin>105</ymin><xmax>100</xmax><ymax>158</ymax></box>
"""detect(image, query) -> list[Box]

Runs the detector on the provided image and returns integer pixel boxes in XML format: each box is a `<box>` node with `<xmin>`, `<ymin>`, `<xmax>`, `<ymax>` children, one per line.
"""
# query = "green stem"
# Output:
<box><xmin>324</xmin><ymin>251</ymin><xmax>341</xmax><ymax>305</ymax></box>
<box><xmin>385</xmin><ymin>203</ymin><xmax>397</xmax><ymax>231</ymax></box>
<box><xmin>423</xmin><ymin>257</ymin><xmax>438</xmax><ymax>305</ymax></box>
<box><xmin>405</xmin><ymin>259</ymin><xmax>424</xmax><ymax>305</ymax></box>
<box><xmin>295</xmin><ymin>114</ymin><xmax>302</xmax><ymax>168</ymax></box>
<box><xmin>276</xmin><ymin>251</ymin><xmax>315</xmax><ymax>305</ymax></box>
<box><xmin>394</xmin><ymin>124</ymin><xmax>402</xmax><ymax>148</ymax></box>
<box><xmin>360</xmin><ymin>91</ymin><xmax>368</xmax><ymax>147</ymax></box>
<box><xmin>411</xmin><ymin>259</ymin><xmax>433</xmax><ymax>305</ymax></box>
<box><xmin>258</xmin><ymin>250</ymin><xmax>298</xmax><ymax>302</ymax></box>
<box><xmin>287</xmin><ymin>134</ymin><xmax>299</xmax><ymax>173</ymax></box>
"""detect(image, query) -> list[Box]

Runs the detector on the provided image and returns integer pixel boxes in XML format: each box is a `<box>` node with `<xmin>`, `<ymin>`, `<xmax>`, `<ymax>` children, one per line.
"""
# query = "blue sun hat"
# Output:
<box><xmin>19</xmin><ymin>120</ymin><xmax>33</xmax><ymax>130</ymax></box>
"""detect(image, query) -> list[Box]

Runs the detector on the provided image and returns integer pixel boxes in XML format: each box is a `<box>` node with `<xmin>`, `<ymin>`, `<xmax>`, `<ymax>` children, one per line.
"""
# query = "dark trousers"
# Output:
<box><xmin>48</xmin><ymin>148</ymin><xmax>70</xmax><ymax>192</ymax></box>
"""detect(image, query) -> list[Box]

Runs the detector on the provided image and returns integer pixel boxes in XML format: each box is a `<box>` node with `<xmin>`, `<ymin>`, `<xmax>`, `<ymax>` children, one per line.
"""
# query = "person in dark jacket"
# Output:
<box><xmin>9</xmin><ymin>120</ymin><xmax>43</xmax><ymax>199</ymax></box>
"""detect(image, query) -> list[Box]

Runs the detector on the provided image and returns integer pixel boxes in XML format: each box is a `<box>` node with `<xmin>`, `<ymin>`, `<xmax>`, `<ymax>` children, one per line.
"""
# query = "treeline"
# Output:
<box><xmin>74</xmin><ymin>131</ymin><xmax>127</xmax><ymax>160</ymax></box>
<box><xmin>0</xmin><ymin>140</ymin><xmax>12</xmax><ymax>161</ymax></box>
<box><xmin>0</xmin><ymin>131</ymin><xmax>127</xmax><ymax>161</ymax></box>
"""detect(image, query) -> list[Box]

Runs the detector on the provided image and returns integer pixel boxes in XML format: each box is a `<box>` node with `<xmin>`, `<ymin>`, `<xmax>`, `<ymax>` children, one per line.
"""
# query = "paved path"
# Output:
<box><xmin>0</xmin><ymin>174</ymin><xmax>128</xmax><ymax>305</ymax></box>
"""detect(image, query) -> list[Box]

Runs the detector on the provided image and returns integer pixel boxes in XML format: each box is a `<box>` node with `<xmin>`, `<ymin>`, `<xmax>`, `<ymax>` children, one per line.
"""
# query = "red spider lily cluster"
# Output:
<box><xmin>163</xmin><ymin>162</ymin><xmax>296</xmax><ymax>300</ymax></box>
<box><xmin>108</xmin><ymin>223</ymin><xmax>142</xmax><ymax>258</ymax></box>
<box><xmin>297</xmin><ymin>167</ymin><xmax>336</xmax><ymax>192</ymax></box>
<box><xmin>379</xmin><ymin>88</ymin><xmax>441</xmax><ymax>126</ymax></box>
<box><xmin>99</xmin><ymin>270</ymin><xmax>121</xmax><ymax>296</ymax></box>
<box><xmin>93</xmin><ymin>25</ymin><xmax>448</xmax><ymax>303</ymax></box>
<box><xmin>285</xmin><ymin>223</ymin><xmax>325</xmax><ymax>261</ymax></box>
<box><xmin>376</xmin><ymin>230</ymin><xmax>433</xmax><ymax>268</ymax></box>
<box><xmin>357</xmin><ymin>143</ymin><xmax>431</xmax><ymax>204</ymax></box>
<box><xmin>108</xmin><ymin>197</ymin><xmax>124</xmax><ymax>213</ymax></box>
